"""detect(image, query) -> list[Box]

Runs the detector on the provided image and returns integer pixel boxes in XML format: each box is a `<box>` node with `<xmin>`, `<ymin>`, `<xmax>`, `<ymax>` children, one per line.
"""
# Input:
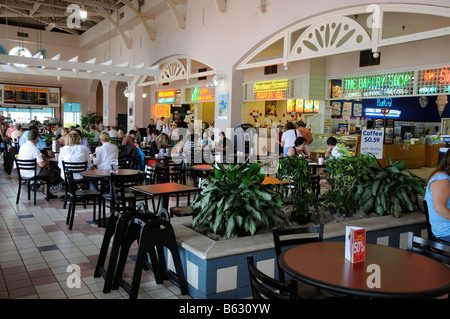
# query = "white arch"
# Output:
<box><xmin>236</xmin><ymin>3</ymin><xmax>450</xmax><ymax>70</ymax></box>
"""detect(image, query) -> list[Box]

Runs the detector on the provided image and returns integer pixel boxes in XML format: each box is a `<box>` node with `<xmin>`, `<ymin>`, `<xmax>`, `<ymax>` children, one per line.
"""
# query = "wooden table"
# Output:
<box><xmin>279</xmin><ymin>241</ymin><xmax>450</xmax><ymax>299</ymax></box>
<box><xmin>129</xmin><ymin>183</ymin><xmax>200</xmax><ymax>217</ymax></box>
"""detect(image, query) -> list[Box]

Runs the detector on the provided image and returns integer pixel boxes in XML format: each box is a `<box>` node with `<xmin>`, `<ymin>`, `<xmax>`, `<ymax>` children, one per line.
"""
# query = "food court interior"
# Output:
<box><xmin>0</xmin><ymin>0</ymin><xmax>449</xmax><ymax>300</ymax></box>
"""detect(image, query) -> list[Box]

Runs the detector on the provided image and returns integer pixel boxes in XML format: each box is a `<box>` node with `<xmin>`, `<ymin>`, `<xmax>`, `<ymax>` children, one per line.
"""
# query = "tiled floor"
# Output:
<box><xmin>0</xmin><ymin>163</ymin><xmax>193</xmax><ymax>299</ymax></box>
<box><xmin>0</xmin><ymin>161</ymin><xmax>441</xmax><ymax>300</ymax></box>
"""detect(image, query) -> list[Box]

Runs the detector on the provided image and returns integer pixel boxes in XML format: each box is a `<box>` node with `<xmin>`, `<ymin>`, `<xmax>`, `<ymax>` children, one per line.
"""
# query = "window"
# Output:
<box><xmin>63</xmin><ymin>102</ymin><xmax>81</xmax><ymax>126</ymax></box>
<box><xmin>0</xmin><ymin>107</ymin><xmax>54</xmax><ymax>124</ymax></box>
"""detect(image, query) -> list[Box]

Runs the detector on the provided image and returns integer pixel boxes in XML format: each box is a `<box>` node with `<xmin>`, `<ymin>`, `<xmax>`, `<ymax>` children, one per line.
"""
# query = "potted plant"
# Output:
<box><xmin>356</xmin><ymin>156</ymin><xmax>425</xmax><ymax>218</ymax></box>
<box><xmin>191</xmin><ymin>161</ymin><xmax>289</xmax><ymax>239</ymax></box>
<box><xmin>80</xmin><ymin>111</ymin><xmax>101</xmax><ymax>128</ymax></box>
<box><xmin>277</xmin><ymin>155</ymin><xmax>321</xmax><ymax>224</ymax></box>
<box><xmin>323</xmin><ymin>151</ymin><xmax>375</xmax><ymax>215</ymax></box>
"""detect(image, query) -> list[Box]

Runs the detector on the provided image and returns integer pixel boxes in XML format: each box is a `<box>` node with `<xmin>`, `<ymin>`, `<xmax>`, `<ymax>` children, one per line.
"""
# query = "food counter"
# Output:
<box><xmin>425</xmin><ymin>144</ymin><xmax>446</xmax><ymax>167</ymax></box>
<box><xmin>309</xmin><ymin>133</ymin><xmax>361</xmax><ymax>160</ymax></box>
<box><xmin>380</xmin><ymin>144</ymin><xmax>425</xmax><ymax>168</ymax></box>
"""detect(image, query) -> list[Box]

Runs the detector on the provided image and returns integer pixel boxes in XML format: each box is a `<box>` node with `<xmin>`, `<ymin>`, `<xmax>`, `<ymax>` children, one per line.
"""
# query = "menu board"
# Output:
<box><xmin>3</xmin><ymin>86</ymin><xmax>48</xmax><ymax>105</ymax></box>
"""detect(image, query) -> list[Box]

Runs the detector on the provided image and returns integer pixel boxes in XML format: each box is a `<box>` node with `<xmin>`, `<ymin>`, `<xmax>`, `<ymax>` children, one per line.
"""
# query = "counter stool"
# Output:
<box><xmin>112</xmin><ymin>214</ymin><xmax>189</xmax><ymax>299</ymax></box>
<box><xmin>94</xmin><ymin>207</ymin><xmax>143</xmax><ymax>293</ymax></box>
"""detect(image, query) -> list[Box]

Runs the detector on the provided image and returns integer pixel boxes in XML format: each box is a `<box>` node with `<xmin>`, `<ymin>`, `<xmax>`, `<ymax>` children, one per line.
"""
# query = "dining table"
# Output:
<box><xmin>278</xmin><ymin>241</ymin><xmax>450</xmax><ymax>299</ymax></box>
<box><xmin>129</xmin><ymin>183</ymin><xmax>200</xmax><ymax>219</ymax></box>
<box><xmin>81</xmin><ymin>169</ymin><xmax>144</xmax><ymax>214</ymax></box>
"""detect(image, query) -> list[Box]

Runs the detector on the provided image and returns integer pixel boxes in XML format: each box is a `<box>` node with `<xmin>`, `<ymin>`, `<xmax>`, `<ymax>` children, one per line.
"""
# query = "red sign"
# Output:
<box><xmin>422</xmin><ymin>68</ymin><xmax>450</xmax><ymax>84</ymax></box>
<box><xmin>255</xmin><ymin>90</ymin><xmax>286</xmax><ymax>100</ymax></box>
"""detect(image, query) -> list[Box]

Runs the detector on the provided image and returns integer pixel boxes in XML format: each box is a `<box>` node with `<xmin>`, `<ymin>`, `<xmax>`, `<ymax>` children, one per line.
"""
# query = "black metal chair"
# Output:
<box><xmin>112</xmin><ymin>213</ymin><xmax>189</xmax><ymax>299</ymax></box>
<box><xmin>94</xmin><ymin>207</ymin><xmax>143</xmax><ymax>293</ymax></box>
<box><xmin>65</xmin><ymin>169</ymin><xmax>103</xmax><ymax>230</ymax></box>
<box><xmin>272</xmin><ymin>224</ymin><xmax>347</xmax><ymax>298</ymax></box>
<box><xmin>15</xmin><ymin>158</ymin><xmax>50</xmax><ymax>205</ymax></box>
<box><xmin>272</xmin><ymin>224</ymin><xmax>324</xmax><ymax>282</ymax></box>
<box><xmin>407</xmin><ymin>232</ymin><xmax>450</xmax><ymax>265</ymax></box>
<box><xmin>246</xmin><ymin>255</ymin><xmax>298</xmax><ymax>299</ymax></box>
<box><xmin>61</xmin><ymin>161</ymin><xmax>88</xmax><ymax>209</ymax></box>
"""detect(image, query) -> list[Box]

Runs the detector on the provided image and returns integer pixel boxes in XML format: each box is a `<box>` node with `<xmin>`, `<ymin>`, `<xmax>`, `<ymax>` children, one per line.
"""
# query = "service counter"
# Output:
<box><xmin>379</xmin><ymin>144</ymin><xmax>425</xmax><ymax>168</ymax></box>
<box><xmin>425</xmin><ymin>144</ymin><xmax>446</xmax><ymax>168</ymax></box>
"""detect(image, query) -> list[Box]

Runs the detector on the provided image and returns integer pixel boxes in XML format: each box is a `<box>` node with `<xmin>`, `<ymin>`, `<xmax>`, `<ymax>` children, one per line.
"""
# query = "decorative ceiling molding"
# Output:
<box><xmin>0</xmin><ymin>54</ymin><xmax>160</xmax><ymax>82</ymax></box>
<box><xmin>96</xmin><ymin>7</ymin><xmax>133</xmax><ymax>49</ymax></box>
<box><xmin>119</xmin><ymin>0</ymin><xmax>156</xmax><ymax>40</ymax></box>
<box><xmin>236</xmin><ymin>4</ymin><xmax>450</xmax><ymax>71</ymax></box>
<box><xmin>289</xmin><ymin>16</ymin><xmax>371</xmax><ymax>60</ymax></box>
<box><xmin>164</xmin><ymin>0</ymin><xmax>186</xmax><ymax>29</ymax></box>
<box><xmin>138</xmin><ymin>55</ymin><xmax>217</xmax><ymax>87</ymax></box>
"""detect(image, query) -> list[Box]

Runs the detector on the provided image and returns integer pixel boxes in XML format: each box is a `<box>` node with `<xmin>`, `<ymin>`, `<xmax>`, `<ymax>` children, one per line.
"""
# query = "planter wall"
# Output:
<box><xmin>165</xmin><ymin>212</ymin><xmax>426</xmax><ymax>299</ymax></box>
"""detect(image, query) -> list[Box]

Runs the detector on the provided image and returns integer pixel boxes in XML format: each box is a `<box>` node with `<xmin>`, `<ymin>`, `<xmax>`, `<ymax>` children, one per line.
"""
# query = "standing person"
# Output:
<box><xmin>280</xmin><ymin>122</ymin><xmax>298</xmax><ymax>157</ymax></box>
<box><xmin>58</xmin><ymin>131</ymin><xmax>91</xmax><ymax>181</ymax></box>
<box><xmin>156</xmin><ymin>117</ymin><xmax>164</xmax><ymax>131</ymax></box>
<box><xmin>425</xmin><ymin>149</ymin><xmax>450</xmax><ymax>242</ymax></box>
<box><xmin>91</xmin><ymin>132</ymin><xmax>118</xmax><ymax>170</ymax></box>
<box><xmin>297</xmin><ymin>120</ymin><xmax>313</xmax><ymax>145</ymax></box>
<box><xmin>161</xmin><ymin>118</ymin><xmax>172</xmax><ymax>139</ymax></box>
<box><xmin>286</xmin><ymin>137</ymin><xmax>310</xmax><ymax>158</ymax></box>
<box><xmin>147</xmin><ymin>119</ymin><xmax>156</xmax><ymax>137</ymax></box>
<box><xmin>274</xmin><ymin>124</ymin><xmax>283</xmax><ymax>155</ymax></box>
<box><xmin>17</xmin><ymin>129</ymin><xmax>56</xmax><ymax>199</ymax></box>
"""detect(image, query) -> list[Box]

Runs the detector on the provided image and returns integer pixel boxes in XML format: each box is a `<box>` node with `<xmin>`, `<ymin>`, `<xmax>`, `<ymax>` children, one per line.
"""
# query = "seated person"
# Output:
<box><xmin>286</xmin><ymin>137</ymin><xmax>311</xmax><ymax>158</ymax></box>
<box><xmin>18</xmin><ymin>129</ymin><xmax>56</xmax><ymax>199</ymax></box>
<box><xmin>319</xmin><ymin>137</ymin><xmax>344</xmax><ymax>191</ymax></box>
<box><xmin>19</xmin><ymin>125</ymin><xmax>46</xmax><ymax>150</ymax></box>
<box><xmin>148</xmin><ymin>133</ymin><xmax>170</xmax><ymax>168</ymax></box>
<box><xmin>216</xmin><ymin>131</ymin><xmax>232</xmax><ymax>155</ymax></box>
<box><xmin>91</xmin><ymin>132</ymin><xmax>119</xmax><ymax>170</ymax></box>
<box><xmin>58</xmin><ymin>131</ymin><xmax>91</xmax><ymax>181</ymax></box>
<box><xmin>122</xmin><ymin>130</ymin><xmax>136</xmax><ymax>146</ymax></box>
<box><xmin>72</xmin><ymin>129</ymin><xmax>91</xmax><ymax>154</ymax></box>
<box><xmin>424</xmin><ymin>149</ymin><xmax>450</xmax><ymax>242</ymax></box>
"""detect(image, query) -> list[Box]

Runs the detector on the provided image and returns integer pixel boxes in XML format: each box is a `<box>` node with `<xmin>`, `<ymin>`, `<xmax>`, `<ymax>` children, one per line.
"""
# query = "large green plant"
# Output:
<box><xmin>191</xmin><ymin>161</ymin><xmax>289</xmax><ymax>239</ymax></box>
<box><xmin>80</xmin><ymin>111</ymin><xmax>101</xmax><ymax>127</ymax></box>
<box><xmin>277</xmin><ymin>155</ymin><xmax>321</xmax><ymax>220</ymax></box>
<box><xmin>356</xmin><ymin>156</ymin><xmax>425</xmax><ymax>218</ymax></box>
<box><xmin>323</xmin><ymin>152</ymin><xmax>376</xmax><ymax>214</ymax></box>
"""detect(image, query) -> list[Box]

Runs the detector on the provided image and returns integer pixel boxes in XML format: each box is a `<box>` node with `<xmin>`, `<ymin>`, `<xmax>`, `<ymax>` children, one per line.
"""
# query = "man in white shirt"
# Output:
<box><xmin>108</xmin><ymin>126</ymin><xmax>118</xmax><ymax>138</ymax></box>
<box><xmin>156</xmin><ymin>117</ymin><xmax>164</xmax><ymax>131</ymax></box>
<box><xmin>18</xmin><ymin>129</ymin><xmax>55</xmax><ymax>199</ymax></box>
<box><xmin>92</xmin><ymin>132</ymin><xmax>119</xmax><ymax>170</ymax></box>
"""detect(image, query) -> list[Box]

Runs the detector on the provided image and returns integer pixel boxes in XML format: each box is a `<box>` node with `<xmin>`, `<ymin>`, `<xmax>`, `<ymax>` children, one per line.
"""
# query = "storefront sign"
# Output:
<box><xmin>340</xmin><ymin>71</ymin><xmax>414</xmax><ymax>98</ymax></box>
<box><xmin>157</xmin><ymin>90</ymin><xmax>176</xmax><ymax>104</ymax></box>
<box><xmin>360</xmin><ymin>129</ymin><xmax>384</xmax><ymax>159</ymax></box>
<box><xmin>253</xmin><ymin>79</ymin><xmax>289</xmax><ymax>100</ymax></box>
<box><xmin>417</xmin><ymin>66</ymin><xmax>450</xmax><ymax>94</ymax></box>
<box><xmin>154</xmin><ymin>104</ymin><xmax>171</xmax><ymax>118</ymax></box>
<box><xmin>365</xmin><ymin>107</ymin><xmax>401</xmax><ymax>118</ymax></box>
<box><xmin>191</xmin><ymin>86</ymin><xmax>215</xmax><ymax>102</ymax></box>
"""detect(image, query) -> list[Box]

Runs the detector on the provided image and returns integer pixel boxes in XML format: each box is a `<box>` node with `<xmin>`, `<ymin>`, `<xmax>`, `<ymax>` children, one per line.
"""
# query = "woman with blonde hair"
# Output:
<box><xmin>92</xmin><ymin>131</ymin><xmax>119</xmax><ymax>170</ymax></box>
<box><xmin>58</xmin><ymin>131</ymin><xmax>91</xmax><ymax>180</ymax></box>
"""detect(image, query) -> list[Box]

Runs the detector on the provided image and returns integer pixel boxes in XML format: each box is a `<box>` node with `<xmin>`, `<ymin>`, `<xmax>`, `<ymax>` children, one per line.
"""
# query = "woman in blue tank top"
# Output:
<box><xmin>424</xmin><ymin>149</ymin><xmax>450</xmax><ymax>242</ymax></box>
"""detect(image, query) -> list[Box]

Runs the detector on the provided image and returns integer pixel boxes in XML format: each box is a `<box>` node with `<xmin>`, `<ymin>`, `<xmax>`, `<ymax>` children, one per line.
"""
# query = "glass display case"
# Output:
<box><xmin>309</xmin><ymin>133</ymin><xmax>361</xmax><ymax>156</ymax></box>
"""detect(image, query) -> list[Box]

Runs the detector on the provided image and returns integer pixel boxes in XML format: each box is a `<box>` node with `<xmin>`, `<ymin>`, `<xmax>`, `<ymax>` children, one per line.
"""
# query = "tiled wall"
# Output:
<box><xmin>166</xmin><ymin>222</ymin><xmax>427</xmax><ymax>299</ymax></box>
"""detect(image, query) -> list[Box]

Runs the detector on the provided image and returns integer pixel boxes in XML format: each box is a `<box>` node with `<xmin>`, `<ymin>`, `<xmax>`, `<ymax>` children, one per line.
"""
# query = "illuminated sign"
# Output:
<box><xmin>154</xmin><ymin>104</ymin><xmax>171</xmax><ymax>118</ymax></box>
<box><xmin>418</xmin><ymin>66</ymin><xmax>450</xmax><ymax>94</ymax></box>
<box><xmin>340</xmin><ymin>71</ymin><xmax>414</xmax><ymax>98</ymax></box>
<box><xmin>157</xmin><ymin>90</ymin><xmax>176</xmax><ymax>104</ymax></box>
<box><xmin>285</xmin><ymin>99</ymin><xmax>319</xmax><ymax>113</ymax></box>
<box><xmin>287</xmin><ymin>99</ymin><xmax>295</xmax><ymax>113</ymax></box>
<box><xmin>365</xmin><ymin>108</ymin><xmax>401</xmax><ymax>118</ymax></box>
<box><xmin>254</xmin><ymin>79</ymin><xmax>290</xmax><ymax>100</ymax></box>
<box><xmin>191</xmin><ymin>87</ymin><xmax>215</xmax><ymax>102</ymax></box>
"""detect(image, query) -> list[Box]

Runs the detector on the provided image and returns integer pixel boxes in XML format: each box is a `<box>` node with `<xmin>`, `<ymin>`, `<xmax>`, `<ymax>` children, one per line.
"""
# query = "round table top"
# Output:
<box><xmin>191</xmin><ymin>164</ymin><xmax>214</xmax><ymax>171</ymax></box>
<box><xmin>81</xmin><ymin>169</ymin><xmax>143</xmax><ymax>178</ymax></box>
<box><xmin>279</xmin><ymin>241</ymin><xmax>450</xmax><ymax>298</ymax></box>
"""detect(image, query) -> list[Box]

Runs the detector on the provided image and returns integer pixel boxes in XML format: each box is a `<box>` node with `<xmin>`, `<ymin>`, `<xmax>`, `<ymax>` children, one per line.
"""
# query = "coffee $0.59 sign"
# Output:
<box><xmin>360</xmin><ymin>129</ymin><xmax>384</xmax><ymax>159</ymax></box>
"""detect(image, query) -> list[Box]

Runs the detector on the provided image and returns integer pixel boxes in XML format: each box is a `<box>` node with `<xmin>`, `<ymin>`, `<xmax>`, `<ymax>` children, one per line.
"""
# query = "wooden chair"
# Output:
<box><xmin>246</xmin><ymin>255</ymin><xmax>298</xmax><ymax>299</ymax></box>
<box><xmin>407</xmin><ymin>232</ymin><xmax>450</xmax><ymax>265</ymax></box>
<box><xmin>15</xmin><ymin>158</ymin><xmax>50</xmax><ymax>205</ymax></box>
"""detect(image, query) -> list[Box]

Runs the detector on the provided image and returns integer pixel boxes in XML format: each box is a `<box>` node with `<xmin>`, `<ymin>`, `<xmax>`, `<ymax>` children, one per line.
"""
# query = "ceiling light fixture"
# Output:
<box><xmin>142</xmin><ymin>90</ymin><xmax>147</xmax><ymax>98</ymax></box>
<box><xmin>80</xmin><ymin>5</ymin><xmax>87</xmax><ymax>20</ymax></box>
<box><xmin>123</xmin><ymin>87</ymin><xmax>130</xmax><ymax>97</ymax></box>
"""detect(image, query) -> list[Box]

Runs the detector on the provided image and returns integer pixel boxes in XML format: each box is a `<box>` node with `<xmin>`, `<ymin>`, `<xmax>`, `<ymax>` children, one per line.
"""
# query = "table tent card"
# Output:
<box><xmin>345</xmin><ymin>226</ymin><xmax>366</xmax><ymax>263</ymax></box>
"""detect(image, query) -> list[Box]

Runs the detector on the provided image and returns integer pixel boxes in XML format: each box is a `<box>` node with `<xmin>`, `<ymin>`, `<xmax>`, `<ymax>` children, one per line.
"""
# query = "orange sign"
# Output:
<box><xmin>345</xmin><ymin>226</ymin><xmax>366</xmax><ymax>263</ymax></box>
<box><xmin>154</xmin><ymin>104</ymin><xmax>171</xmax><ymax>118</ymax></box>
